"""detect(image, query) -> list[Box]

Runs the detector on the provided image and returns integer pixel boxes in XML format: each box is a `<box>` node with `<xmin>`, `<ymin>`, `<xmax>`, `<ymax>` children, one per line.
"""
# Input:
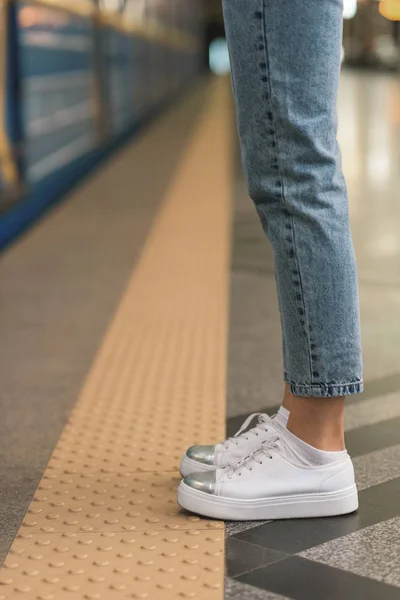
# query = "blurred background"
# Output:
<box><xmin>1</xmin><ymin>0</ymin><xmax>400</xmax><ymax>248</ymax></box>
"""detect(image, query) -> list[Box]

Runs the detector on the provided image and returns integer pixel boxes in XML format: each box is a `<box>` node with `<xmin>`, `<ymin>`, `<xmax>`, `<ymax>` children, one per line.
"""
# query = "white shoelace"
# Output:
<box><xmin>223</xmin><ymin>413</ymin><xmax>274</xmax><ymax>450</ymax></box>
<box><xmin>226</xmin><ymin>433</ymin><xmax>281</xmax><ymax>479</ymax></box>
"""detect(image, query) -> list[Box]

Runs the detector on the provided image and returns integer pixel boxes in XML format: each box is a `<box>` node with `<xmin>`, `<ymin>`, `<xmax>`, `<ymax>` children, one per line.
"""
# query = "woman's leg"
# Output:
<box><xmin>178</xmin><ymin>0</ymin><xmax>362</xmax><ymax>520</ymax></box>
<box><xmin>223</xmin><ymin>0</ymin><xmax>363</xmax><ymax>402</ymax></box>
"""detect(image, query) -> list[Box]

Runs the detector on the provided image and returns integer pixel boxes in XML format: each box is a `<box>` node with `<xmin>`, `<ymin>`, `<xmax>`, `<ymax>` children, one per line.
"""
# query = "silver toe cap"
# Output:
<box><xmin>183</xmin><ymin>471</ymin><xmax>216</xmax><ymax>495</ymax></box>
<box><xmin>186</xmin><ymin>445</ymin><xmax>215</xmax><ymax>466</ymax></box>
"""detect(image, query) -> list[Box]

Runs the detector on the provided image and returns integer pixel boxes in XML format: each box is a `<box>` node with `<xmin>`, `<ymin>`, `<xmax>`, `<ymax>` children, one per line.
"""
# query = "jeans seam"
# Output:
<box><xmin>290</xmin><ymin>215</ymin><xmax>314</xmax><ymax>380</ymax></box>
<box><xmin>260</xmin><ymin>0</ymin><xmax>314</xmax><ymax>382</ymax></box>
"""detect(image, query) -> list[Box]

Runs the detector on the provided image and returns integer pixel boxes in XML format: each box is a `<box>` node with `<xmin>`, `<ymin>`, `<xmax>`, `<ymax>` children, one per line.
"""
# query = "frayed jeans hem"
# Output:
<box><xmin>289</xmin><ymin>380</ymin><xmax>363</xmax><ymax>398</ymax></box>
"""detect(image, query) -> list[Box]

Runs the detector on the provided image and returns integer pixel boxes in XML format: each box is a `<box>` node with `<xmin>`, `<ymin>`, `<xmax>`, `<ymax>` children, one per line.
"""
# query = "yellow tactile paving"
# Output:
<box><xmin>0</xmin><ymin>80</ymin><xmax>231</xmax><ymax>599</ymax></box>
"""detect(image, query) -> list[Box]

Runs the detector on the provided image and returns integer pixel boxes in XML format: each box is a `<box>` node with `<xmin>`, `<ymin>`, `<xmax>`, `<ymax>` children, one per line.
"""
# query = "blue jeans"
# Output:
<box><xmin>222</xmin><ymin>0</ymin><xmax>363</xmax><ymax>397</ymax></box>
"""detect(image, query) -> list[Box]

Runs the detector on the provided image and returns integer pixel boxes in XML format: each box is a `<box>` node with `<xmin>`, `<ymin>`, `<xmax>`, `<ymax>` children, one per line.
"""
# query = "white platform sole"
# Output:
<box><xmin>178</xmin><ymin>481</ymin><xmax>359</xmax><ymax>520</ymax></box>
<box><xmin>180</xmin><ymin>454</ymin><xmax>215</xmax><ymax>478</ymax></box>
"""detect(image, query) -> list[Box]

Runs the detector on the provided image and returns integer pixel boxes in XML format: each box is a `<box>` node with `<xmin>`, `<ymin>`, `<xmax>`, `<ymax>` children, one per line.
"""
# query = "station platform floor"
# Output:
<box><xmin>1</xmin><ymin>71</ymin><xmax>400</xmax><ymax>600</ymax></box>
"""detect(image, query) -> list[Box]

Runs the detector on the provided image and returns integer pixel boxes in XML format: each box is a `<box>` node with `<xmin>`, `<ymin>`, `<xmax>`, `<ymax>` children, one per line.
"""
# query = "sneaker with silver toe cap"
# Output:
<box><xmin>180</xmin><ymin>412</ymin><xmax>286</xmax><ymax>477</ymax></box>
<box><xmin>178</xmin><ymin>430</ymin><xmax>358</xmax><ymax>521</ymax></box>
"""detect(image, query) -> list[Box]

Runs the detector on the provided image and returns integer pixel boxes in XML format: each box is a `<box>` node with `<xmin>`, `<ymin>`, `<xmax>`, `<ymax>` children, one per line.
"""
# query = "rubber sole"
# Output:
<box><xmin>180</xmin><ymin>454</ymin><xmax>216</xmax><ymax>478</ymax></box>
<box><xmin>178</xmin><ymin>481</ymin><xmax>359</xmax><ymax>520</ymax></box>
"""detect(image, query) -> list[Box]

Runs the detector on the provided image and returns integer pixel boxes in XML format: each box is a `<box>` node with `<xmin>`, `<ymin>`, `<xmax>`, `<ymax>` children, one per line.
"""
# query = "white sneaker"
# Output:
<box><xmin>180</xmin><ymin>413</ymin><xmax>286</xmax><ymax>477</ymax></box>
<box><xmin>178</xmin><ymin>431</ymin><xmax>358</xmax><ymax>521</ymax></box>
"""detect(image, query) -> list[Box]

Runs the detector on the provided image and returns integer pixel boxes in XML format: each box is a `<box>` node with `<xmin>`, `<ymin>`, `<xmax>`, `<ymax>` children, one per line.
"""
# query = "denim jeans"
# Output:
<box><xmin>222</xmin><ymin>0</ymin><xmax>363</xmax><ymax>397</ymax></box>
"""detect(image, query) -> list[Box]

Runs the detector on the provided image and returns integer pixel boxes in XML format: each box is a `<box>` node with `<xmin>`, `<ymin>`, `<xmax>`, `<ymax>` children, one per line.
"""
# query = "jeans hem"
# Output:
<box><xmin>289</xmin><ymin>380</ymin><xmax>363</xmax><ymax>398</ymax></box>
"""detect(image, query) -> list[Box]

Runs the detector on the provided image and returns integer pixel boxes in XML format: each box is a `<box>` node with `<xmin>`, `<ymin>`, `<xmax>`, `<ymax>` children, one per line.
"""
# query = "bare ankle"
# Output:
<box><xmin>282</xmin><ymin>383</ymin><xmax>292</xmax><ymax>412</ymax></box>
<box><xmin>286</xmin><ymin>393</ymin><xmax>345</xmax><ymax>452</ymax></box>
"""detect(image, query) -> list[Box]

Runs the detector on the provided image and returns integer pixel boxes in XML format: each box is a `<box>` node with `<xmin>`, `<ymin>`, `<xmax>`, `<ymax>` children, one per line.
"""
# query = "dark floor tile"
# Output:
<box><xmin>233</xmin><ymin>513</ymin><xmax>360</xmax><ymax>555</ymax></box>
<box><xmin>346</xmin><ymin>416</ymin><xmax>400</xmax><ymax>457</ymax></box>
<box><xmin>226</xmin><ymin>538</ymin><xmax>288</xmax><ymax>578</ymax></box>
<box><xmin>232</xmin><ymin>477</ymin><xmax>400</xmax><ymax>555</ymax></box>
<box><xmin>226</xmin><ymin>520</ymin><xmax>272</xmax><ymax>537</ymax></box>
<box><xmin>238</xmin><ymin>556</ymin><xmax>400</xmax><ymax>600</ymax></box>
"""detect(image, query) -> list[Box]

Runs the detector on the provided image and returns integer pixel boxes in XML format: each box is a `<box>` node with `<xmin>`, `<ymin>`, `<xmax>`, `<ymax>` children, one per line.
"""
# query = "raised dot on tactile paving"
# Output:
<box><xmin>183</xmin><ymin>559</ymin><xmax>198</xmax><ymax>565</ymax></box>
<box><xmin>89</xmin><ymin>577</ymin><xmax>105</xmax><ymax>583</ymax></box>
<box><xmin>113</xmin><ymin>567</ymin><xmax>130</xmax><ymax>575</ymax></box>
<box><xmin>117</xmin><ymin>552</ymin><xmax>133</xmax><ymax>559</ymax></box>
<box><xmin>43</xmin><ymin>577</ymin><xmax>60</xmax><ymax>584</ymax></box>
<box><xmin>93</xmin><ymin>560</ymin><xmax>109</xmax><ymax>567</ymax></box>
<box><xmin>157</xmin><ymin>583</ymin><xmax>173</xmax><ymax>590</ymax></box>
<box><xmin>110</xmin><ymin>584</ymin><xmax>127</xmax><ymax>591</ymax></box>
<box><xmin>69</xmin><ymin>568</ymin><xmax>85</xmax><ymax>576</ymax></box>
<box><xmin>78</xmin><ymin>539</ymin><xmax>93</xmax><ymax>546</ymax></box>
<box><xmin>22</xmin><ymin>570</ymin><xmax>39</xmax><ymax>577</ymax></box>
<box><xmin>15</xmin><ymin>586</ymin><xmax>31</xmax><ymax>593</ymax></box>
<box><xmin>28</xmin><ymin>507</ymin><xmax>42</xmax><ymax>514</ymax></box>
<box><xmin>63</xmin><ymin>585</ymin><xmax>80</xmax><ymax>592</ymax></box>
<box><xmin>23</xmin><ymin>521</ymin><xmax>37</xmax><ymax>528</ymax></box>
<box><xmin>49</xmin><ymin>561</ymin><xmax>64</xmax><ymax>568</ymax></box>
<box><xmin>35</xmin><ymin>540</ymin><xmax>51</xmax><ymax>547</ymax></box>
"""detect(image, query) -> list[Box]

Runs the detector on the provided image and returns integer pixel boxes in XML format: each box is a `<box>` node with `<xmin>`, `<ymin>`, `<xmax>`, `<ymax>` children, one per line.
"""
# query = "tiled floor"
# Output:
<box><xmin>225</xmin><ymin>69</ymin><xmax>400</xmax><ymax>600</ymax></box>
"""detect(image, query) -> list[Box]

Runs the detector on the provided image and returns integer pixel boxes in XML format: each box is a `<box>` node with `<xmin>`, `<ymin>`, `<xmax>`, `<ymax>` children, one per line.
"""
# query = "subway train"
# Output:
<box><xmin>0</xmin><ymin>0</ymin><xmax>203</xmax><ymax>249</ymax></box>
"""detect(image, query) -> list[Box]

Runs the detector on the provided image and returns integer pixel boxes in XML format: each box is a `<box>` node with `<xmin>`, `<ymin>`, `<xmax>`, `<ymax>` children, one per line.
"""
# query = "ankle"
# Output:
<box><xmin>286</xmin><ymin>395</ymin><xmax>345</xmax><ymax>452</ymax></box>
<box><xmin>282</xmin><ymin>383</ymin><xmax>292</xmax><ymax>412</ymax></box>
